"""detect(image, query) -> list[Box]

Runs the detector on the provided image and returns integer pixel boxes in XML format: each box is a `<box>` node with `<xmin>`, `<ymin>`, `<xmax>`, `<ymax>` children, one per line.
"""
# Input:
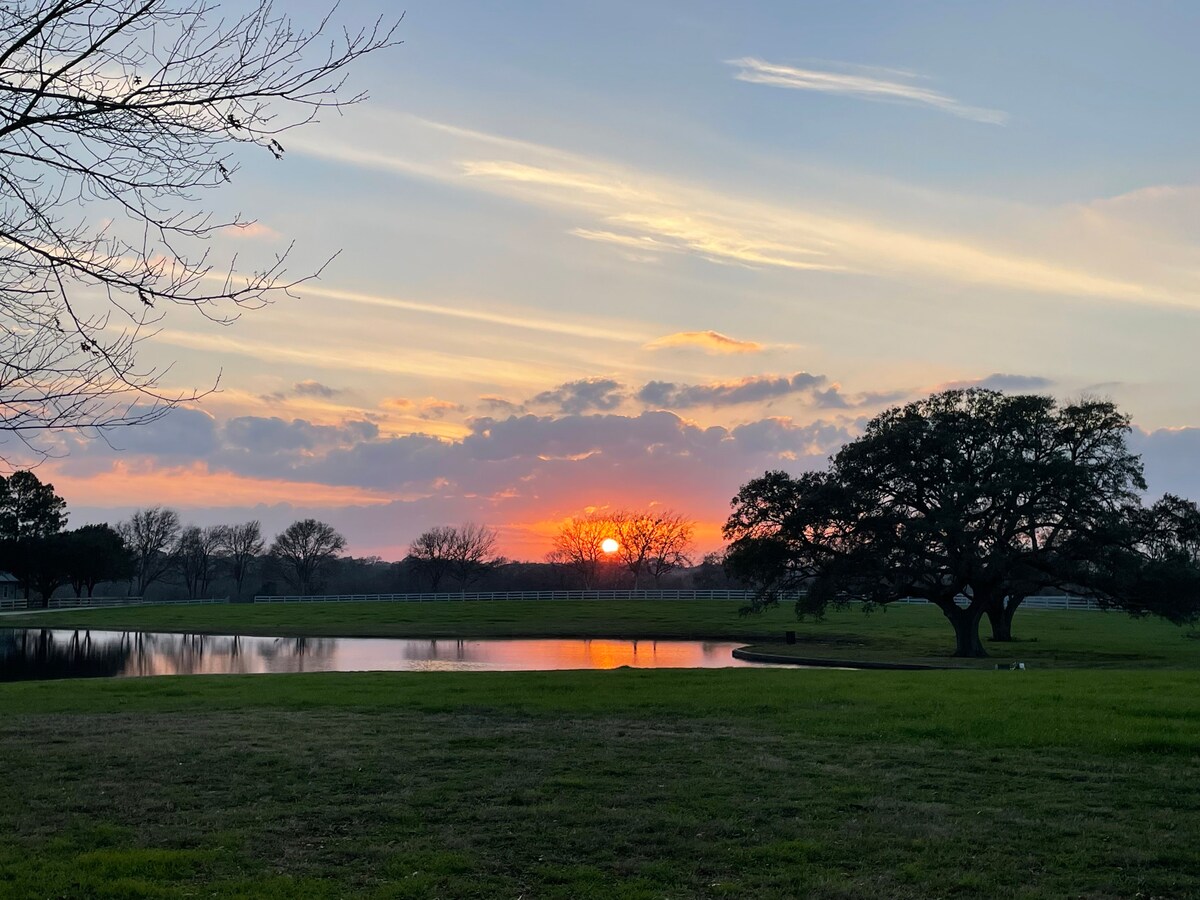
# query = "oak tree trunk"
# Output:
<box><xmin>986</xmin><ymin>596</ymin><xmax>1024</xmax><ymax>642</ymax></box>
<box><xmin>942</xmin><ymin>603</ymin><xmax>988</xmax><ymax>657</ymax></box>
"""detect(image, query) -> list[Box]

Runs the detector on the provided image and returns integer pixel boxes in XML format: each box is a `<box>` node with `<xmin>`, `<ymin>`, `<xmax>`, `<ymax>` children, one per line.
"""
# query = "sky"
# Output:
<box><xmin>25</xmin><ymin>0</ymin><xmax>1200</xmax><ymax>560</ymax></box>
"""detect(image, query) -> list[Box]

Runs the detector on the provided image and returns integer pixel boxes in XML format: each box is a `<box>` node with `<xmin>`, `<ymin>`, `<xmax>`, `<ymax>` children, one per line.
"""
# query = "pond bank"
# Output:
<box><xmin>731</xmin><ymin>646</ymin><xmax>948</xmax><ymax>669</ymax></box>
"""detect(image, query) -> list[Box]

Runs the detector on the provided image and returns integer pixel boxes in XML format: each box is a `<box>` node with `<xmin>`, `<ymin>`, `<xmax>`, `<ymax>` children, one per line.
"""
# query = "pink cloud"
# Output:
<box><xmin>223</xmin><ymin>220</ymin><xmax>280</xmax><ymax>240</ymax></box>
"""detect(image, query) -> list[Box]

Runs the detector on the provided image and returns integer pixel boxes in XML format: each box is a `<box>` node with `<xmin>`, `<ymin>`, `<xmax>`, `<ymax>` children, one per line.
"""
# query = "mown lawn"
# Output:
<box><xmin>1</xmin><ymin>669</ymin><xmax>1198</xmax><ymax>898</ymax></box>
<box><xmin>6</xmin><ymin>599</ymin><xmax>1198</xmax><ymax>667</ymax></box>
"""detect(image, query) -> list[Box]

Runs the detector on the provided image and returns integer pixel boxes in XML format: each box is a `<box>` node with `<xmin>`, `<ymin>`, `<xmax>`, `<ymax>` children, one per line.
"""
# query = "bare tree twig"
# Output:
<box><xmin>0</xmin><ymin>1</ymin><xmax>401</xmax><ymax>459</ymax></box>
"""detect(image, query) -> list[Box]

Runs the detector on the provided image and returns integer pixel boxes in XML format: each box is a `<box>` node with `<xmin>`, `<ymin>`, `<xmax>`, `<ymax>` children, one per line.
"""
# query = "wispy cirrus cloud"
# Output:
<box><xmin>157</xmin><ymin>329</ymin><xmax>568</xmax><ymax>388</ymax></box>
<box><xmin>568</xmin><ymin>229</ymin><xmax>671</xmax><ymax>251</ymax></box>
<box><xmin>727</xmin><ymin>57</ymin><xmax>1007</xmax><ymax>125</ymax></box>
<box><xmin>644</xmin><ymin>330</ymin><xmax>764</xmax><ymax>354</ymax></box>
<box><xmin>567</xmin><ymin>217</ymin><xmax>838</xmax><ymax>271</ymax></box>
<box><xmin>451</xmin><ymin>137</ymin><xmax>1161</xmax><ymax>301</ymax></box>
<box><xmin>290</xmin><ymin>113</ymin><xmax>1195</xmax><ymax>306</ymax></box>
<box><xmin>300</xmin><ymin>283</ymin><xmax>649</xmax><ymax>345</ymax></box>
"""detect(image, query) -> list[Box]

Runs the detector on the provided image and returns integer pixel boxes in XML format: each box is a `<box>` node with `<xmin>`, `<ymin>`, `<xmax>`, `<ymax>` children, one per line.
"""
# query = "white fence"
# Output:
<box><xmin>895</xmin><ymin>595</ymin><xmax>1103</xmax><ymax>611</ymax></box>
<box><xmin>251</xmin><ymin>590</ymin><xmax>1104</xmax><ymax>610</ymax></box>
<box><xmin>0</xmin><ymin>596</ymin><xmax>227</xmax><ymax>612</ymax></box>
<box><xmin>253</xmin><ymin>589</ymin><xmax>760</xmax><ymax>603</ymax></box>
<box><xmin>0</xmin><ymin>589</ymin><xmax>1106</xmax><ymax>610</ymax></box>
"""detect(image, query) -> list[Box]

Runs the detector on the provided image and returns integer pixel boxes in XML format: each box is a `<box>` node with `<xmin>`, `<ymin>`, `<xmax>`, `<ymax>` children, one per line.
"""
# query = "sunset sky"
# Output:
<box><xmin>31</xmin><ymin>1</ymin><xmax>1200</xmax><ymax>560</ymax></box>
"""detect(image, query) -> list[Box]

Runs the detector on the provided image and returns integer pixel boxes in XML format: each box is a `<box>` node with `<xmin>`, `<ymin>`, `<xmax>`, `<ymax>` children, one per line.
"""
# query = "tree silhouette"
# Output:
<box><xmin>1087</xmin><ymin>494</ymin><xmax>1200</xmax><ymax>626</ymax></box>
<box><xmin>0</xmin><ymin>1</ymin><xmax>399</xmax><ymax>455</ymax></box>
<box><xmin>0</xmin><ymin>469</ymin><xmax>67</xmax><ymax>602</ymax></box>
<box><xmin>449</xmin><ymin>523</ymin><xmax>499</xmax><ymax>589</ymax></box>
<box><xmin>117</xmin><ymin>506</ymin><xmax>179</xmax><ymax>595</ymax></box>
<box><xmin>0</xmin><ymin>469</ymin><xmax>66</xmax><ymax>539</ymax></box>
<box><xmin>218</xmin><ymin>520</ymin><xmax>263</xmax><ymax>599</ymax></box>
<box><xmin>612</xmin><ymin>510</ymin><xmax>695</xmax><ymax>588</ymax></box>
<box><xmin>174</xmin><ymin>523</ymin><xmax>222</xmax><ymax>598</ymax></box>
<box><xmin>406</xmin><ymin>525</ymin><xmax>456</xmax><ymax>592</ymax></box>
<box><xmin>270</xmin><ymin>518</ymin><xmax>345</xmax><ymax>596</ymax></box>
<box><xmin>547</xmin><ymin>515</ymin><xmax>616</xmax><ymax>590</ymax></box>
<box><xmin>407</xmin><ymin>523</ymin><xmax>500</xmax><ymax>591</ymax></box>
<box><xmin>62</xmin><ymin>523</ymin><xmax>133</xmax><ymax>597</ymax></box>
<box><xmin>25</xmin><ymin>531</ymin><xmax>69</xmax><ymax>605</ymax></box>
<box><xmin>725</xmin><ymin>390</ymin><xmax>1149</xmax><ymax>657</ymax></box>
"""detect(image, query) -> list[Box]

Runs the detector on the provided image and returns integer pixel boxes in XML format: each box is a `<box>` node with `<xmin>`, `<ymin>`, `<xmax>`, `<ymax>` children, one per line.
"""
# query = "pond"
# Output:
<box><xmin>0</xmin><ymin>629</ymin><xmax>776</xmax><ymax>681</ymax></box>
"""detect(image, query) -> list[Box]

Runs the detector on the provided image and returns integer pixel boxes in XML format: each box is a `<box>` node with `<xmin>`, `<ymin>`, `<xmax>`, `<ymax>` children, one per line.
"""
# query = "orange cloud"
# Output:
<box><xmin>382</xmin><ymin>396</ymin><xmax>466</xmax><ymax>420</ymax></box>
<box><xmin>419</xmin><ymin>398</ymin><xmax>465</xmax><ymax>418</ymax></box>
<box><xmin>644</xmin><ymin>330</ymin><xmax>763</xmax><ymax>354</ymax></box>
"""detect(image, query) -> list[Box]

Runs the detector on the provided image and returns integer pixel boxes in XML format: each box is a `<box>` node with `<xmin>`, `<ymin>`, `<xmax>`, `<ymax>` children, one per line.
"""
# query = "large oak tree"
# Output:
<box><xmin>724</xmin><ymin>389</ymin><xmax>1155</xmax><ymax>657</ymax></box>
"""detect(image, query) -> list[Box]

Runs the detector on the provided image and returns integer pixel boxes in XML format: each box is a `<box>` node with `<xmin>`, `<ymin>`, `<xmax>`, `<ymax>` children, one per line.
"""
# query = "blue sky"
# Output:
<box><xmin>382</xmin><ymin>1</ymin><xmax>1198</xmax><ymax>196</ymax></box>
<box><xmin>40</xmin><ymin>1</ymin><xmax>1200</xmax><ymax>558</ymax></box>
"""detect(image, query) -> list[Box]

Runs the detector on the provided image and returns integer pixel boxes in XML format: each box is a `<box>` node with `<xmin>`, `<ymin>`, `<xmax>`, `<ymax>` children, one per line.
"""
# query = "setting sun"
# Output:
<box><xmin>600</xmin><ymin>538</ymin><xmax>619</xmax><ymax>554</ymax></box>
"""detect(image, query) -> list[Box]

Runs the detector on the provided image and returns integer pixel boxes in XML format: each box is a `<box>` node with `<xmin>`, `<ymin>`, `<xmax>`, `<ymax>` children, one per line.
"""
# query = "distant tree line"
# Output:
<box><xmin>400</xmin><ymin>512</ymin><xmax>703</xmax><ymax>593</ymax></box>
<box><xmin>0</xmin><ymin>474</ymin><xmax>350</xmax><ymax>605</ymax></box>
<box><xmin>0</xmin><ymin>476</ymin><xmax>733</xmax><ymax>603</ymax></box>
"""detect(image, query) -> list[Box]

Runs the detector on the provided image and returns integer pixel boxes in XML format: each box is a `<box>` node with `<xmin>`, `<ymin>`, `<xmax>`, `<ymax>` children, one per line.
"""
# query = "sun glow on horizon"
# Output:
<box><xmin>600</xmin><ymin>537</ymin><xmax>620</xmax><ymax>554</ymax></box>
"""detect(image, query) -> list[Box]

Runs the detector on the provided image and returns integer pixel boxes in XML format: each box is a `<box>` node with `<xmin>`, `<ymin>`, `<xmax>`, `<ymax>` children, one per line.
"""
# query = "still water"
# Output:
<box><xmin>0</xmin><ymin>629</ymin><xmax>771</xmax><ymax>681</ymax></box>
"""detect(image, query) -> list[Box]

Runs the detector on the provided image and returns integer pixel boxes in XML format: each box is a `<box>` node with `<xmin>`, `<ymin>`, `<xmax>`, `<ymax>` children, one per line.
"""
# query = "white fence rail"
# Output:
<box><xmin>253</xmin><ymin>589</ymin><xmax>761</xmax><ymax>603</ymax></box>
<box><xmin>0</xmin><ymin>596</ymin><xmax>227</xmax><ymax>612</ymax></box>
<box><xmin>251</xmin><ymin>590</ymin><xmax>1105</xmax><ymax>610</ymax></box>
<box><xmin>894</xmin><ymin>595</ymin><xmax>1103</xmax><ymax>611</ymax></box>
<box><xmin>0</xmin><ymin>589</ymin><xmax>1106</xmax><ymax>611</ymax></box>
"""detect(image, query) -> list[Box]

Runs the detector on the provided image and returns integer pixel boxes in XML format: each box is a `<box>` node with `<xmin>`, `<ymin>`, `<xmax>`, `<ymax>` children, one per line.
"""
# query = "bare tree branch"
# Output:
<box><xmin>0</xmin><ymin>1</ymin><xmax>401</xmax><ymax>458</ymax></box>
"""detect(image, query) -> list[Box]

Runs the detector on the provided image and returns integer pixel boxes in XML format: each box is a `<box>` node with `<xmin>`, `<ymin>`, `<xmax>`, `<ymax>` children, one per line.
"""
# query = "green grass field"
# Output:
<box><xmin>1</xmin><ymin>669</ymin><xmax>1198</xmax><ymax>898</ymax></box>
<box><xmin>6</xmin><ymin>599</ymin><xmax>1198</xmax><ymax>667</ymax></box>
<box><xmin>3</xmin><ymin>602</ymin><xmax>1198</xmax><ymax>896</ymax></box>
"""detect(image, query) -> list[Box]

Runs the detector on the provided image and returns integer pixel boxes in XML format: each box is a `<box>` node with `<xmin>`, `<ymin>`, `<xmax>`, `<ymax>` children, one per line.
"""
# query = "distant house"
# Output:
<box><xmin>0</xmin><ymin>572</ymin><xmax>19</xmax><ymax>601</ymax></box>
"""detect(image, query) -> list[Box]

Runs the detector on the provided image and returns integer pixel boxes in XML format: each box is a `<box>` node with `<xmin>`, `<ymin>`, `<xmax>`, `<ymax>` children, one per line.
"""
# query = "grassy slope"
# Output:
<box><xmin>1</xmin><ymin>670</ymin><xmax>1198</xmax><ymax>898</ymax></box>
<box><xmin>5</xmin><ymin>600</ymin><xmax>1198</xmax><ymax>667</ymax></box>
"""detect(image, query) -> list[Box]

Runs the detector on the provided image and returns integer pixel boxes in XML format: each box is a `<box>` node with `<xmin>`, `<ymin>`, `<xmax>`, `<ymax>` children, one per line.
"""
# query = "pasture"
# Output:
<box><xmin>2</xmin><ymin>669</ymin><xmax>1199</xmax><ymax>898</ymax></box>
<box><xmin>3</xmin><ymin>601</ymin><xmax>1198</xmax><ymax>896</ymax></box>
